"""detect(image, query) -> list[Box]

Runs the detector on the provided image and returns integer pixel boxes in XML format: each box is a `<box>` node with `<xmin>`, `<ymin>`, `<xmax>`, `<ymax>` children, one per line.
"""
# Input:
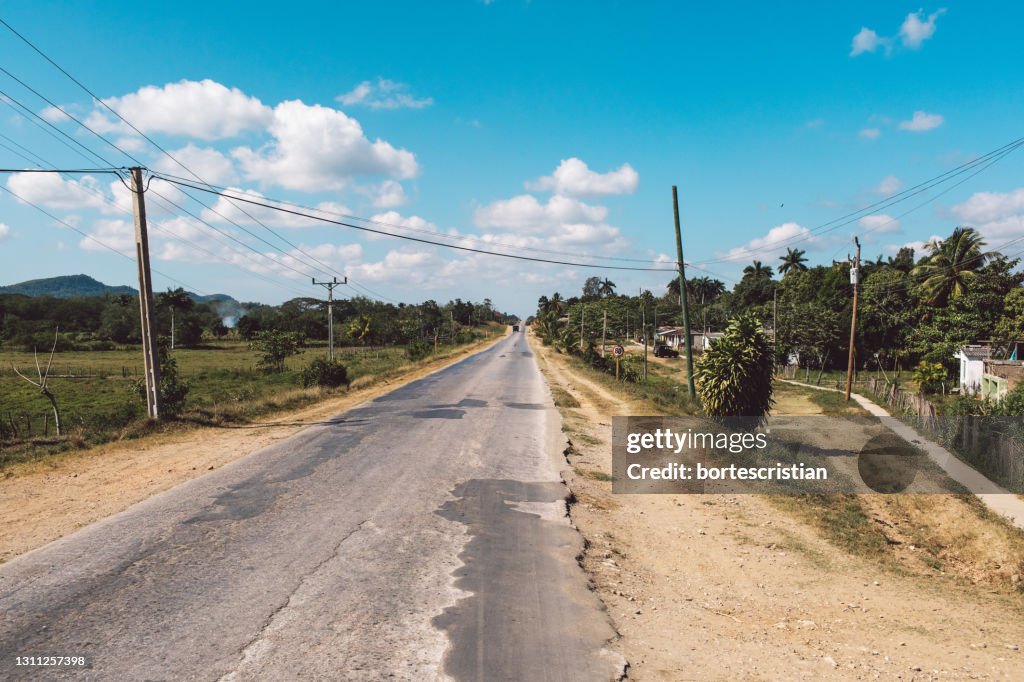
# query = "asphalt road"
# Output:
<box><xmin>0</xmin><ymin>332</ymin><xmax>622</xmax><ymax>681</ymax></box>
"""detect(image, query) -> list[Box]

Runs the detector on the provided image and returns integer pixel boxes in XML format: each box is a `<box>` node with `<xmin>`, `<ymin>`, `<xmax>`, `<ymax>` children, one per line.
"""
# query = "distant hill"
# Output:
<box><xmin>0</xmin><ymin>274</ymin><xmax>237</xmax><ymax>305</ymax></box>
<box><xmin>0</xmin><ymin>274</ymin><xmax>137</xmax><ymax>298</ymax></box>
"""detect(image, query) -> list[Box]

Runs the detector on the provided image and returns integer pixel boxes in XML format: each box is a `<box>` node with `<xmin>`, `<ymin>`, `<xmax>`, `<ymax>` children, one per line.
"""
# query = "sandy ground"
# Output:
<box><xmin>530</xmin><ymin>334</ymin><xmax>1024</xmax><ymax>681</ymax></box>
<box><xmin>0</xmin><ymin>332</ymin><xmax>506</xmax><ymax>564</ymax></box>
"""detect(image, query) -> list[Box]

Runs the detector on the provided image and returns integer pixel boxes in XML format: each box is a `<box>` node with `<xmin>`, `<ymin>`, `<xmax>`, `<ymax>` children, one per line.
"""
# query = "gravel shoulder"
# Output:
<box><xmin>530</xmin><ymin>333</ymin><xmax>1024</xmax><ymax>681</ymax></box>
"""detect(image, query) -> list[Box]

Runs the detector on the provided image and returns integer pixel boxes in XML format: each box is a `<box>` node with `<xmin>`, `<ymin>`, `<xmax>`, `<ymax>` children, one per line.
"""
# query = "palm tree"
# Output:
<box><xmin>911</xmin><ymin>226</ymin><xmax>989</xmax><ymax>306</ymax></box>
<box><xmin>777</xmin><ymin>248</ymin><xmax>808</xmax><ymax>276</ymax></box>
<box><xmin>687</xmin><ymin>277</ymin><xmax>726</xmax><ymax>331</ymax></box>
<box><xmin>598</xmin><ymin>278</ymin><xmax>617</xmax><ymax>298</ymax></box>
<box><xmin>743</xmin><ymin>260</ymin><xmax>773</xmax><ymax>279</ymax></box>
<box><xmin>547</xmin><ymin>292</ymin><xmax>565</xmax><ymax>316</ymax></box>
<box><xmin>157</xmin><ymin>287</ymin><xmax>194</xmax><ymax>349</ymax></box>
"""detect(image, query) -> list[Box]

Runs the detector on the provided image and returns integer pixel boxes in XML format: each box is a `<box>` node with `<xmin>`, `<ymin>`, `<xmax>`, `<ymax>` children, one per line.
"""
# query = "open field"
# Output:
<box><xmin>0</xmin><ymin>326</ymin><xmax>503</xmax><ymax>467</ymax></box>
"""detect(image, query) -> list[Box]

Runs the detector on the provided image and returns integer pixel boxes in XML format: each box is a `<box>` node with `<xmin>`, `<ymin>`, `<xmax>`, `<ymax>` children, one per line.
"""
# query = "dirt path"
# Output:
<box><xmin>531</xmin><ymin>334</ymin><xmax>1024</xmax><ymax>681</ymax></box>
<box><xmin>0</xmin><ymin>333</ymin><xmax>506</xmax><ymax>564</ymax></box>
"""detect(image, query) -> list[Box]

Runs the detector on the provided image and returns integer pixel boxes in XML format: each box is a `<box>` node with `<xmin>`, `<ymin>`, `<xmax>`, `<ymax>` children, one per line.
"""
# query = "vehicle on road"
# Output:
<box><xmin>653</xmin><ymin>344</ymin><xmax>679</xmax><ymax>358</ymax></box>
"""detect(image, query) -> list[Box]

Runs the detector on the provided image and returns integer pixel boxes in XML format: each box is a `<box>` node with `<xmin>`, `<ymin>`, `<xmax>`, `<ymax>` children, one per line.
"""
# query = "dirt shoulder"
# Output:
<box><xmin>0</xmin><ymin>332</ymin><xmax>507</xmax><ymax>564</ymax></box>
<box><xmin>530</xmin><ymin>334</ymin><xmax>1024</xmax><ymax>681</ymax></box>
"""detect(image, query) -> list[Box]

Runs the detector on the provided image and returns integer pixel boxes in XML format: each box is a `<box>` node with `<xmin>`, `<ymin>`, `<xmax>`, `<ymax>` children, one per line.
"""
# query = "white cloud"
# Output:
<box><xmin>951</xmin><ymin>187</ymin><xmax>1024</xmax><ymax>240</ymax></box>
<box><xmin>198</xmin><ymin>186</ymin><xmax>351</xmax><ymax>228</ymax></box>
<box><xmin>899</xmin><ymin>110</ymin><xmax>944</xmax><ymax>131</ymax></box>
<box><xmin>720</xmin><ymin>222</ymin><xmax>820</xmax><ymax>263</ymax></box>
<box><xmin>474</xmin><ymin>194</ymin><xmax>608</xmax><ymax>232</ymax></box>
<box><xmin>85</xmin><ymin>79</ymin><xmax>274</xmax><ymax>141</ymax></box>
<box><xmin>526</xmin><ymin>158</ymin><xmax>638</xmax><ymax>197</ymax></box>
<box><xmin>337</xmin><ymin>78</ymin><xmax>433</xmax><ymax>110</ymax></box>
<box><xmin>40</xmin><ymin>105</ymin><xmax>72</xmax><ymax>123</ymax></box>
<box><xmin>857</xmin><ymin>214</ymin><xmax>902</xmax><ymax>234</ymax></box>
<box><xmin>876</xmin><ymin>175</ymin><xmax>903</xmax><ymax>195</ymax></box>
<box><xmin>232</xmin><ymin>99</ymin><xmax>419</xmax><ymax>191</ymax></box>
<box><xmin>850</xmin><ymin>27</ymin><xmax>887</xmax><ymax>56</ymax></box>
<box><xmin>372</xmin><ymin>180</ymin><xmax>408</xmax><ymax>208</ymax></box>
<box><xmin>859</xmin><ymin>127</ymin><xmax>881</xmax><ymax>140</ymax></box>
<box><xmin>154</xmin><ymin>144</ymin><xmax>238</xmax><ymax>186</ymax></box>
<box><xmin>900</xmin><ymin>9</ymin><xmax>946</xmax><ymax>49</ymax></box>
<box><xmin>79</xmin><ymin>218</ymin><xmax>134</xmax><ymax>253</ymax></box>
<box><xmin>0</xmin><ymin>223</ymin><xmax>9</xmax><ymax>240</ymax></box>
<box><xmin>952</xmin><ymin>188</ymin><xmax>1024</xmax><ymax>224</ymax></box>
<box><xmin>890</xmin><ymin>235</ymin><xmax>943</xmax><ymax>255</ymax></box>
<box><xmin>6</xmin><ymin>172</ymin><xmax>121</xmax><ymax>214</ymax></box>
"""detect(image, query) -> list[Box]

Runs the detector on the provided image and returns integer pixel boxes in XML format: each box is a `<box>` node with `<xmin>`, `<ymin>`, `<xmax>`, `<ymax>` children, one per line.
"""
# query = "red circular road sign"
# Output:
<box><xmin>611</xmin><ymin>344</ymin><xmax>625</xmax><ymax>358</ymax></box>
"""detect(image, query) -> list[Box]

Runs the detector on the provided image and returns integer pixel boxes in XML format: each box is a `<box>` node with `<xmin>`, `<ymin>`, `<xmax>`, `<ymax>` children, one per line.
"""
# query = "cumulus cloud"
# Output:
<box><xmin>851</xmin><ymin>9</ymin><xmax>944</xmax><ymax>56</ymax></box>
<box><xmin>85</xmin><ymin>79</ymin><xmax>274</xmax><ymax>140</ymax></box>
<box><xmin>889</xmin><ymin>235</ymin><xmax>943</xmax><ymax>255</ymax></box>
<box><xmin>951</xmin><ymin>187</ymin><xmax>1024</xmax><ymax>240</ymax></box>
<box><xmin>899</xmin><ymin>110</ymin><xmax>944</xmax><ymax>131</ymax></box>
<box><xmin>850</xmin><ymin>27</ymin><xmax>888</xmax><ymax>56</ymax></box>
<box><xmin>337</xmin><ymin>78</ymin><xmax>433</xmax><ymax>110</ymax></box>
<box><xmin>79</xmin><ymin>218</ymin><xmax>134</xmax><ymax>253</ymax></box>
<box><xmin>876</xmin><ymin>175</ymin><xmax>903</xmax><ymax>195</ymax></box>
<box><xmin>900</xmin><ymin>8</ymin><xmax>946</xmax><ymax>49</ymax></box>
<box><xmin>232</xmin><ymin>100</ymin><xmax>419</xmax><ymax>191</ymax></box>
<box><xmin>859</xmin><ymin>127</ymin><xmax>881</xmax><ymax>140</ymax></box>
<box><xmin>372</xmin><ymin>180</ymin><xmax>408</xmax><ymax>208</ymax></box>
<box><xmin>474</xmin><ymin>194</ymin><xmax>608</xmax><ymax>233</ymax></box>
<box><xmin>0</xmin><ymin>223</ymin><xmax>9</xmax><ymax>240</ymax></box>
<box><xmin>719</xmin><ymin>222</ymin><xmax>819</xmax><ymax>263</ymax></box>
<box><xmin>7</xmin><ymin>172</ymin><xmax>113</xmax><ymax>213</ymax></box>
<box><xmin>858</xmin><ymin>214</ymin><xmax>902</xmax><ymax>234</ymax></box>
<box><xmin>198</xmin><ymin>186</ymin><xmax>351</xmax><ymax>228</ymax></box>
<box><xmin>526</xmin><ymin>158</ymin><xmax>638</xmax><ymax>197</ymax></box>
<box><xmin>154</xmin><ymin>144</ymin><xmax>238</xmax><ymax>186</ymax></box>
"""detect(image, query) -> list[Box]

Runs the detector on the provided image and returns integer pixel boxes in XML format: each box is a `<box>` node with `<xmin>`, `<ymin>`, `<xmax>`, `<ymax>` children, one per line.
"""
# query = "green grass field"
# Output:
<box><xmin>0</xmin><ymin>328</ymin><xmax>502</xmax><ymax>466</ymax></box>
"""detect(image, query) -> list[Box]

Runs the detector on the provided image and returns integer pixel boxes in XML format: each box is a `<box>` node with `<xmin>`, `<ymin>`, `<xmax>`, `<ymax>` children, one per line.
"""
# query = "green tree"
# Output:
<box><xmin>911</xmin><ymin>226</ymin><xmax>989</xmax><ymax>306</ymax></box>
<box><xmin>157</xmin><ymin>287</ymin><xmax>194</xmax><ymax>350</ymax></box>
<box><xmin>694</xmin><ymin>313</ymin><xmax>774</xmax><ymax>418</ymax></box>
<box><xmin>250</xmin><ymin>330</ymin><xmax>302</xmax><ymax>372</ymax></box>
<box><xmin>777</xmin><ymin>248</ymin><xmax>808</xmax><ymax>276</ymax></box>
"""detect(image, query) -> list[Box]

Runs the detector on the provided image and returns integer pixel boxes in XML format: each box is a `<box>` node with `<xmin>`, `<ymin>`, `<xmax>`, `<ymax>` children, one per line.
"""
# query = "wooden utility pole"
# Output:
<box><xmin>672</xmin><ymin>186</ymin><xmax>696</xmax><ymax>397</ymax></box>
<box><xmin>844</xmin><ymin>237</ymin><xmax>861</xmax><ymax>401</ymax></box>
<box><xmin>313</xmin><ymin>276</ymin><xmax>346</xmax><ymax>361</ymax></box>
<box><xmin>450</xmin><ymin>310</ymin><xmax>455</xmax><ymax>344</ymax></box>
<box><xmin>601</xmin><ymin>310</ymin><xmax>608</xmax><ymax>356</ymax></box>
<box><xmin>130</xmin><ymin>167</ymin><xmax>162</xmax><ymax>419</ymax></box>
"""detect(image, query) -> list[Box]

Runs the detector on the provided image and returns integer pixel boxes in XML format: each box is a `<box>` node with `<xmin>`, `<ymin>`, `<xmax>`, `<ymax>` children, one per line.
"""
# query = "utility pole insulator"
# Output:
<box><xmin>314</xmin><ymin>275</ymin><xmax>347</xmax><ymax>361</ymax></box>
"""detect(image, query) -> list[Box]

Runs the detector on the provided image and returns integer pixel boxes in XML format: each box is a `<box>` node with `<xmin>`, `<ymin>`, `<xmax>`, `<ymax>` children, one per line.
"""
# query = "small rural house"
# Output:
<box><xmin>655</xmin><ymin>327</ymin><xmax>723</xmax><ymax>352</ymax></box>
<box><xmin>955</xmin><ymin>345</ymin><xmax>992</xmax><ymax>396</ymax></box>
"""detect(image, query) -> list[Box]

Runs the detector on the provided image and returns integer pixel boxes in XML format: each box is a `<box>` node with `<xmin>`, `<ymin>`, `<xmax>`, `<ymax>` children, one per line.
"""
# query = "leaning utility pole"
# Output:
<box><xmin>130</xmin><ymin>167</ymin><xmax>162</xmax><ymax>419</ymax></box>
<box><xmin>672</xmin><ymin>186</ymin><xmax>696</xmax><ymax>397</ymax></box>
<box><xmin>313</xmin><ymin>276</ymin><xmax>346</xmax><ymax>361</ymax></box>
<box><xmin>844</xmin><ymin>237</ymin><xmax>861</xmax><ymax>401</ymax></box>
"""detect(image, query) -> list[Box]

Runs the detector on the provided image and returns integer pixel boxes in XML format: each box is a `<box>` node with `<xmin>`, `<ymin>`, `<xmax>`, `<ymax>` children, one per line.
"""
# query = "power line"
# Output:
<box><xmin>153</xmin><ymin>175</ymin><xmax>679</xmax><ymax>272</ymax></box>
<box><xmin>693</xmin><ymin>135</ymin><xmax>1024</xmax><ymax>266</ymax></box>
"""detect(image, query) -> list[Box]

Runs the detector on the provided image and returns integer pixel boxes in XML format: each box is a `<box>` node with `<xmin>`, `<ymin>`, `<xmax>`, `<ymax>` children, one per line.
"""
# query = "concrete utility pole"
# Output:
<box><xmin>129</xmin><ymin>167</ymin><xmax>162</xmax><ymax>420</ymax></box>
<box><xmin>773</xmin><ymin>286</ymin><xmax>778</xmax><ymax>351</ymax></box>
<box><xmin>450</xmin><ymin>310</ymin><xmax>455</xmax><ymax>344</ymax></box>
<box><xmin>641</xmin><ymin>290</ymin><xmax>648</xmax><ymax>380</ymax></box>
<box><xmin>601</xmin><ymin>310</ymin><xmax>608</xmax><ymax>356</ymax></box>
<box><xmin>580</xmin><ymin>305</ymin><xmax>585</xmax><ymax>351</ymax></box>
<box><xmin>672</xmin><ymin>186</ymin><xmax>696</xmax><ymax>397</ymax></box>
<box><xmin>313</xmin><ymin>276</ymin><xmax>346</xmax><ymax>361</ymax></box>
<box><xmin>845</xmin><ymin>237</ymin><xmax>861</xmax><ymax>401</ymax></box>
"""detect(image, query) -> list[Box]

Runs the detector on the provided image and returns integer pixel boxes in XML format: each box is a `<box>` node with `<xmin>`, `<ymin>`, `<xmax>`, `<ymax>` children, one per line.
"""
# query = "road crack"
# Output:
<box><xmin>217</xmin><ymin>519</ymin><xmax>369</xmax><ymax>681</ymax></box>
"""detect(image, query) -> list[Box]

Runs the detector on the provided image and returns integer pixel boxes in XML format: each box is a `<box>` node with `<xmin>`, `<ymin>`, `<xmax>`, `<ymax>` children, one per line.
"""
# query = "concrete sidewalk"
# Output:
<box><xmin>779</xmin><ymin>379</ymin><xmax>1024</xmax><ymax>531</ymax></box>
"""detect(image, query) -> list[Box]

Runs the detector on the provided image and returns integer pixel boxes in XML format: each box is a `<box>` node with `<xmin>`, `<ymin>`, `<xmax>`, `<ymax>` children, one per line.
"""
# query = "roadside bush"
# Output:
<box><xmin>913</xmin><ymin>360</ymin><xmax>948</xmax><ymax>395</ymax></box>
<box><xmin>406</xmin><ymin>340</ymin><xmax>433</xmax><ymax>361</ymax></box>
<box><xmin>301</xmin><ymin>357</ymin><xmax>350</xmax><ymax>389</ymax></box>
<box><xmin>694</xmin><ymin>313</ymin><xmax>774</xmax><ymax>418</ymax></box>
<box><xmin>250</xmin><ymin>330</ymin><xmax>303</xmax><ymax>372</ymax></box>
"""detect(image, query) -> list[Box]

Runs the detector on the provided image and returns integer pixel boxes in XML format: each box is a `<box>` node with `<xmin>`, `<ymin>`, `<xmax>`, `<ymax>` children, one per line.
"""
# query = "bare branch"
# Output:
<box><xmin>41</xmin><ymin>326</ymin><xmax>59</xmax><ymax>390</ymax></box>
<box><xmin>12</xmin><ymin>363</ymin><xmax>41</xmax><ymax>388</ymax></box>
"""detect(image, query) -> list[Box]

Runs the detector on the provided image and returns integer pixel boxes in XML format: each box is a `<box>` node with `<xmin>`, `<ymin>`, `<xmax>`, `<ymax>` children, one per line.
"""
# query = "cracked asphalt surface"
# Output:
<box><xmin>0</xmin><ymin>332</ymin><xmax>620</xmax><ymax>681</ymax></box>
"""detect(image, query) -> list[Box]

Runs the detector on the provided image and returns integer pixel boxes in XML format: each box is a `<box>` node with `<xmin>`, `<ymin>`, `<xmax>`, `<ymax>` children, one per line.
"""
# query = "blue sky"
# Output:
<box><xmin>1</xmin><ymin>1</ymin><xmax>1022</xmax><ymax>316</ymax></box>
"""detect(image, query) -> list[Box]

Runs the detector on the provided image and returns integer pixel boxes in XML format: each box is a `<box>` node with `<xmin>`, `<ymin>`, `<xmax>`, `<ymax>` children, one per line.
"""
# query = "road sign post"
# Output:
<box><xmin>612</xmin><ymin>344</ymin><xmax>624</xmax><ymax>381</ymax></box>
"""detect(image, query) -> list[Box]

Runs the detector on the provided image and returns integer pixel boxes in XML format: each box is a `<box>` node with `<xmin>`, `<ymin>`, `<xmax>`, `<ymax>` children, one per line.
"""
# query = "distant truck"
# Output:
<box><xmin>512</xmin><ymin>324</ymin><xmax>520</xmax><ymax>333</ymax></box>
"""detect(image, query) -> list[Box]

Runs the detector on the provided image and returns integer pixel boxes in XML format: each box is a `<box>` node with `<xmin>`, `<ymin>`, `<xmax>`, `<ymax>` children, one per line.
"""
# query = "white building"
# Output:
<box><xmin>955</xmin><ymin>345</ymin><xmax>992</xmax><ymax>395</ymax></box>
